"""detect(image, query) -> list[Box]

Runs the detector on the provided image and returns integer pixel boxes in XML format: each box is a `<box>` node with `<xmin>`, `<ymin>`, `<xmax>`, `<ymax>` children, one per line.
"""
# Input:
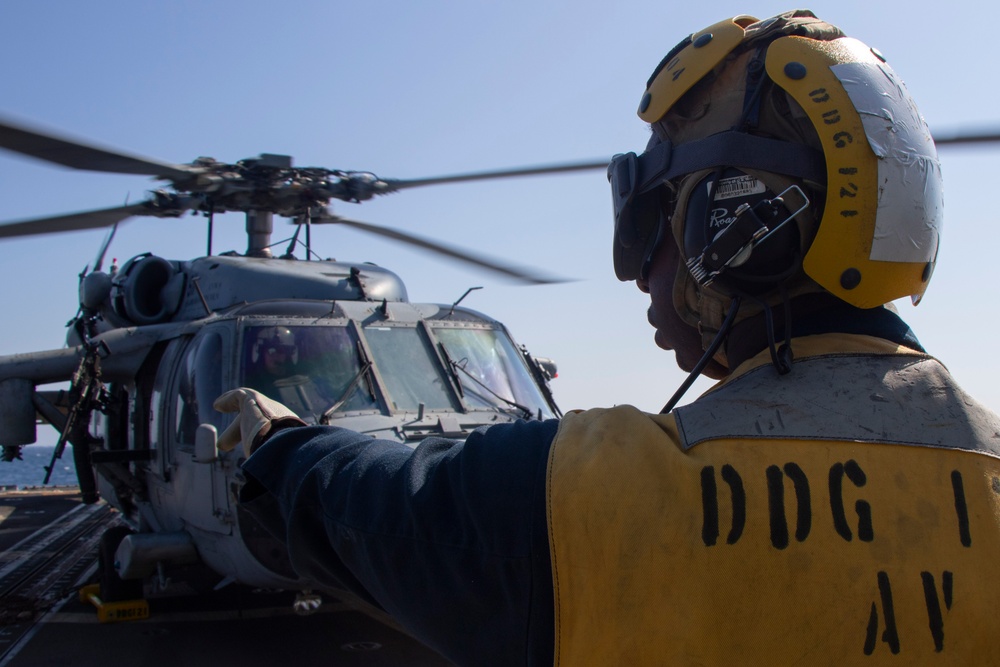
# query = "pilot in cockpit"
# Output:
<box><xmin>244</xmin><ymin>326</ymin><xmax>299</xmax><ymax>400</ymax></box>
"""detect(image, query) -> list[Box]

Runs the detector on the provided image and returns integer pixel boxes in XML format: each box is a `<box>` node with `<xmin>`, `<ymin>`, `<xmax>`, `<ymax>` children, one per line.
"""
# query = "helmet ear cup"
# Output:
<box><xmin>683</xmin><ymin>168</ymin><xmax>801</xmax><ymax>295</ymax></box>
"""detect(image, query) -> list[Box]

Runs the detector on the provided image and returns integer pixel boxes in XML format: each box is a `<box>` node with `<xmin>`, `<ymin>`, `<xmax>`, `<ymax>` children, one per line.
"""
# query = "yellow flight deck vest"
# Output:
<box><xmin>547</xmin><ymin>334</ymin><xmax>1000</xmax><ymax>665</ymax></box>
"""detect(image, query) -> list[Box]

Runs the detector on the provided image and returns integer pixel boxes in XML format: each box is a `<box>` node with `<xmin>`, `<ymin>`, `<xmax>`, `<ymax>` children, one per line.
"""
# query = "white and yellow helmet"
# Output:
<box><xmin>611</xmin><ymin>10</ymin><xmax>942</xmax><ymax>334</ymax></box>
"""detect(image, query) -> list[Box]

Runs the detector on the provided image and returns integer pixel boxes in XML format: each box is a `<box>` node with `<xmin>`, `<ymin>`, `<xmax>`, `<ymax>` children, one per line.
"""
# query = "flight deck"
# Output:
<box><xmin>0</xmin><ymin>487</ymin><xmax>453</xmax><ymax>667</ymax></box>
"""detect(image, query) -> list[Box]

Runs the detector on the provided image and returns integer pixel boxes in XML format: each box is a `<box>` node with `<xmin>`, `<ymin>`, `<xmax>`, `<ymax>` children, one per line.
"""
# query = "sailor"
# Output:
<box><xmin>244</xmin><ymin>326</ymin><xmax>299</xmax><ymax>398</ymax></box>
<box><xmin>216</xmin><ymin>10</ymin><xmax>1000</xmax><ymax>665</ymax></box>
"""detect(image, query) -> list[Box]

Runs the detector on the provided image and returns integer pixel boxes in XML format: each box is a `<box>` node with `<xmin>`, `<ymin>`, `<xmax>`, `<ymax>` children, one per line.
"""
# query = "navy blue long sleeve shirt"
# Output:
<box><xmin>240</xmin><ymin>419</ymin><xmax>558</xmax><ymax>666</ymax></box>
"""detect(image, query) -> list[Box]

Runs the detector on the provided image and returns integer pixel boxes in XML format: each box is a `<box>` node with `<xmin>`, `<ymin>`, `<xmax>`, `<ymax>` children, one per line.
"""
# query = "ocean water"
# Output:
<box><xmin>0</xmin><ymin>445</ymin><xmax>79</xmax><ymax>489</ymax></box>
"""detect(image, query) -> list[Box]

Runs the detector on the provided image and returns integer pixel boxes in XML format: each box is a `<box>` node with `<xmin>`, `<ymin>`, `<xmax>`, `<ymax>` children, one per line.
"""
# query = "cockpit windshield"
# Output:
<box><xmin>241</xmin><ymin>325</ymin><xmax>377</xmax><ymax>421</ymax></box>
<box><xmin>363</xmin><ymin>326</ymin><xmax>458</xmax><ymax>412</ymax></box>
<box><xmin>240</xmin><ymin>321</ymin><xmax>557</xmax><ymax>423</ymax></box>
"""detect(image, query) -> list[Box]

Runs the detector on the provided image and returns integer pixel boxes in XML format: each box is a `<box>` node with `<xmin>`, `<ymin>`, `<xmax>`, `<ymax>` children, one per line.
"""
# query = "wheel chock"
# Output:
<box><xmin>78</xmin><ymin>584</ymin><xmax>150</xmax><ymax>623</ymax></box>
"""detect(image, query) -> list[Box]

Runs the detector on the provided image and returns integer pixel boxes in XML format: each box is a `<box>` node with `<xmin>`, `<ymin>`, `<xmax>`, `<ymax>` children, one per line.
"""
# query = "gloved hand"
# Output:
<box><xmin>213</xmin><ymin>388</ymin><xmax>306</xmax><ymax>458</ymax></box>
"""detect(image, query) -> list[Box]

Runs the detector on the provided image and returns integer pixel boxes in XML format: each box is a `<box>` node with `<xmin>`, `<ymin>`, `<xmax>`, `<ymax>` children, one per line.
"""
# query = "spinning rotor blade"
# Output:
<box><xmin>0</xmin><ymin>203</ymin><xmax>153</xmax><ymax>239</ymax></box>
<box><xmin>934</xmin><ymin>130</ymin><xmax>1000</xmax><ymax>147</ymax></box>
<box><xmin>381</xmin><ymin>158</ymin><xmax>610</xmax><ymax>192</ymax></box>
<box><xmin>0</xmin><ymin>117</ymin><xmax>195</xmax><ymax>180</ymax></box>
<box><xmin>313</xmin><ymin>214</ymin><xmax>568</xmax><ymax>285</ymax></box>
<box><xmin>380</xmin><ymin>129</ymin><xmax>996</xmax><ymax>192</ymax></box>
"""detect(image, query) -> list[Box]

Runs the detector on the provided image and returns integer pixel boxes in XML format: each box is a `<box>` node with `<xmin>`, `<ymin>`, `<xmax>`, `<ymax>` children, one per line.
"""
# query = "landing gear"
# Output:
<box><xmin>97</xmin><ymin>525</ymin><xmax>144</xmax><ymax>602</ymax></box>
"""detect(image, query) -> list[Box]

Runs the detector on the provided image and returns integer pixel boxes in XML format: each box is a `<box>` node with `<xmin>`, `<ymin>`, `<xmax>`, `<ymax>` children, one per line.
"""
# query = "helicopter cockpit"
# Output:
<box><xmin>164</xmin><ymin>299</ymin><xmax>559</xmax><ymax>471</ymax></box>
<box><xmin>232</xmin><ymin>316</ymin><xmax>558</xmax><ymax>428</ymax></box>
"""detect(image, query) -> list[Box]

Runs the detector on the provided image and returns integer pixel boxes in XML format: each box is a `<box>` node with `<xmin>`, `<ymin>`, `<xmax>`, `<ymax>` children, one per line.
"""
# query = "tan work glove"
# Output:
<box><xmin>213</xmin><ymin>388</ymin><xmax>306</xmax><ymax>458</ymax></box>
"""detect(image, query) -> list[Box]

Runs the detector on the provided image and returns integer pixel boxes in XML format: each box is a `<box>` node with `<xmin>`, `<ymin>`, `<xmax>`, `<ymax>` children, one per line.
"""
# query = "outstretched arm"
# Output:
<box><xmin>239</xmin><ymin>419</ymin><xmax>558</xmax><ymax>666</ymax></box>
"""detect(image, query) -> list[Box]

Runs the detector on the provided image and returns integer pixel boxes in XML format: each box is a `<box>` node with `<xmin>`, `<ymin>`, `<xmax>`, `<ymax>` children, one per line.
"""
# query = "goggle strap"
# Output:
<box><xmin>635</xmin><ymin>131</ymin><xmax>825</xmax><ymax>196</ymax></box>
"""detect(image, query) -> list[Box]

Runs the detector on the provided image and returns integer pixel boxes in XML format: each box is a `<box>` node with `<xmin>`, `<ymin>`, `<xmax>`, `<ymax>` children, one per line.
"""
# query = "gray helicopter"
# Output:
<box><xmin>0</xmin><ymin>117</ymin><xmax>603</xmax><ymax>605</ymax></box>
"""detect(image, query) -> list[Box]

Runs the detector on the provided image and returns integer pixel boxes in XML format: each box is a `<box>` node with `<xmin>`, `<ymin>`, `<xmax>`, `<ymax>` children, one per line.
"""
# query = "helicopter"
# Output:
<box><xmin>0</xmin><ymin>116</ymin><xmax>605</xmax><ymax>607</ymax></box>
<box><xmin>1</xmin><ymin>115</ymin><xmax>998</xmax><ymax>612</ymax></box>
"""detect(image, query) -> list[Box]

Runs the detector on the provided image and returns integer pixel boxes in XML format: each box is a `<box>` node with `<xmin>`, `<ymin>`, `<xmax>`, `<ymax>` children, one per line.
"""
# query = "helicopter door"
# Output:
<box><xmin>153</xmin><ymin>329</ymin><xmax>234</xmax><ymax>535</ymax></box>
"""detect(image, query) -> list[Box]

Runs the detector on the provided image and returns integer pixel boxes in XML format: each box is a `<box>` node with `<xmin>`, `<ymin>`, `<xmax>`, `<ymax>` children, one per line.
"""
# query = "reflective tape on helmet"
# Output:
<box><xmin>639</xmin><ymin>16</ymin><xmax>757</xmax><ymax>123</ymax></box>
<box><xmin>765</xmin><ymin>36</ymin><xmax>935</xmax><ymax>307</ymax></box>
<box><xmin>832</xmin><ymin>61</ymin><xmax>943</xmax><ymax>265</ymax></box>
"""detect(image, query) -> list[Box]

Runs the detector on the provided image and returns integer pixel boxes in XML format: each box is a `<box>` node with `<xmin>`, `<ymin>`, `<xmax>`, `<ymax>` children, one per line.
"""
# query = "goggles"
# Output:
<box><xmin>610</xmin><ymin>131</ymin><xmax>825</xmax><ymax>281</ymax></box>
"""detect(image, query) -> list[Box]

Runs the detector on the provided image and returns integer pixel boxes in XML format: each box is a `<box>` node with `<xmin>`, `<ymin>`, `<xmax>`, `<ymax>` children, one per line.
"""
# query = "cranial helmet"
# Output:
<box><xmin>610</xmin><ymin>10</ymin><xmax>943</xmax><ymax>350</ymax></box>
<box><xmin>252</xmin><ymin>326</ymin><xmax>298</xmax><ymax>365</ymax></box>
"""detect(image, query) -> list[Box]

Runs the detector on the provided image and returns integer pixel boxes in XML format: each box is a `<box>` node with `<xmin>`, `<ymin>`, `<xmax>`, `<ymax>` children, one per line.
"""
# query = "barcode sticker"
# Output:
<box><xmin>711</xmin><ymin>174</ymin><xmax>766</xmax><ymax>200</ymax></box>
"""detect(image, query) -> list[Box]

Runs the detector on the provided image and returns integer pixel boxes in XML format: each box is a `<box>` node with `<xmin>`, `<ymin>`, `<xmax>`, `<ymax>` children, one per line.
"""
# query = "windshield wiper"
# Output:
<box><xmin>319</xmin><ymin>340</ymin><xmax>377</xmax><ymax>424</ymax></box>
<box><xmin>437</xmin><ymin>342</ymin><xmax>465</xmax><ymax>399</ymax></box>
<box><xmin>319</xmin><ymin>361</ymin><xmax>373</xmax><ymax>424</ymax></box>
<box><xmin>439</xmin><ymin>343</ymin><xmax>533</xmax><ymax>419</ymax></box>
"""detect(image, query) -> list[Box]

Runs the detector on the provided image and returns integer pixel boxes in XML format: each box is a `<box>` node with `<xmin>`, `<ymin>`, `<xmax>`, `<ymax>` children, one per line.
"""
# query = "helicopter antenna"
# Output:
<box><xmin>191</xmin><ymin>276</ymin><xmax>213</xmax><ymax>317</ymax></box>
<box><xmin>448</xmin><ymin>286</ymin><xmax>483</xmax><ymax>316</ymax></box>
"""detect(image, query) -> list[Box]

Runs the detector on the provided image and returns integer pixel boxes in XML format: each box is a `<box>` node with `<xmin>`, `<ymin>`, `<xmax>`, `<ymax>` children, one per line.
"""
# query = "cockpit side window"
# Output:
<box><xmin>433</xmin><ymin>326</ymin><xmax>556</xmax><ymax>420</ymax></box>
<box><xmin>195</xmin><ymin>332</ymin><xmax>226</xmax><ymax>432</ymax></box>
<box><xmin>175</xmin><ymin>331</ymin><xmax>227</xmax><ymax>447</ymax></box>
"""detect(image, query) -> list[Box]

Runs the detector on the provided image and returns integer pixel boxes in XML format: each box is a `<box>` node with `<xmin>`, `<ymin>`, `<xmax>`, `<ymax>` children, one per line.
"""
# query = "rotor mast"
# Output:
<box><xmin>246</xmin><ymin>209</ymin><xmax>274</xmax><ymax>258</ymax></box>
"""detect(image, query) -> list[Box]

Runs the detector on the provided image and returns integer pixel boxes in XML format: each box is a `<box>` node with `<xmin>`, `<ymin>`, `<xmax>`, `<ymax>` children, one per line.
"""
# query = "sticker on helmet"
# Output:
<box><xmin>832</xmin><ymin>61</ymin><xmax>943</xmax><ymax>265</ymax></box>
<box><xmin>710</xmin><ymin>174</ymin><xmax>766</xmax><ymax>201</ymax></box>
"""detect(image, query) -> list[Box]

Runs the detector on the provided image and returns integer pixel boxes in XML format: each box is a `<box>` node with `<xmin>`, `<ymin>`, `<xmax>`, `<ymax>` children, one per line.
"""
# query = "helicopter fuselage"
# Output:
<box><xmin>0</xmin><ymin>253</ymin><xmax>560</xmax><ymax>596</ymax></box>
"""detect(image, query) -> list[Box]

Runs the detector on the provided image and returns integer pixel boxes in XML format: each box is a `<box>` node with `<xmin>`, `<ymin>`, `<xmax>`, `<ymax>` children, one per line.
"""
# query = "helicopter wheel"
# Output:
<box><xmin>98</xmin><ymin>525</ymin><xmax>144</xmax><ymax>602</ymax></box>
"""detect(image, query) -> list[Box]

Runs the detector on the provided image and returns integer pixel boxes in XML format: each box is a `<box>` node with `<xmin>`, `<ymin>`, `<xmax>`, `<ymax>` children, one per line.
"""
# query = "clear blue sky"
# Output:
<box><xmin>1</xmin><ymin>1</ymin><xmax>997</xmax><ymax>450</ymax></box>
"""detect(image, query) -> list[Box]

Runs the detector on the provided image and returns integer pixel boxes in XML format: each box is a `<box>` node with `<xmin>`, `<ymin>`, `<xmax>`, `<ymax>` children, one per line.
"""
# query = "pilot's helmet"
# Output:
<box><xmin>251</xmin><ymin>326</ymin><xmax>298</xmax><ymax>366</ymax></box>
<box><xmin>609</xmin><ymin>10</ymin><xmax>942</xmax><ymax>350</ymax></box>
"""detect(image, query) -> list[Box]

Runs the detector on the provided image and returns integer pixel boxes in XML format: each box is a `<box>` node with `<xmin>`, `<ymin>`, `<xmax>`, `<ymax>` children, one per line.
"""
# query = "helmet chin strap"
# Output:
<box><xmin>751</xmin><ymin>285</ymin><xmax>794</xmax><ymax>375</ymax></box>
<box><xmin>661</xmin><ymin>295</ymin><xmax>743</xmax><ymax>414</ymax></box>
